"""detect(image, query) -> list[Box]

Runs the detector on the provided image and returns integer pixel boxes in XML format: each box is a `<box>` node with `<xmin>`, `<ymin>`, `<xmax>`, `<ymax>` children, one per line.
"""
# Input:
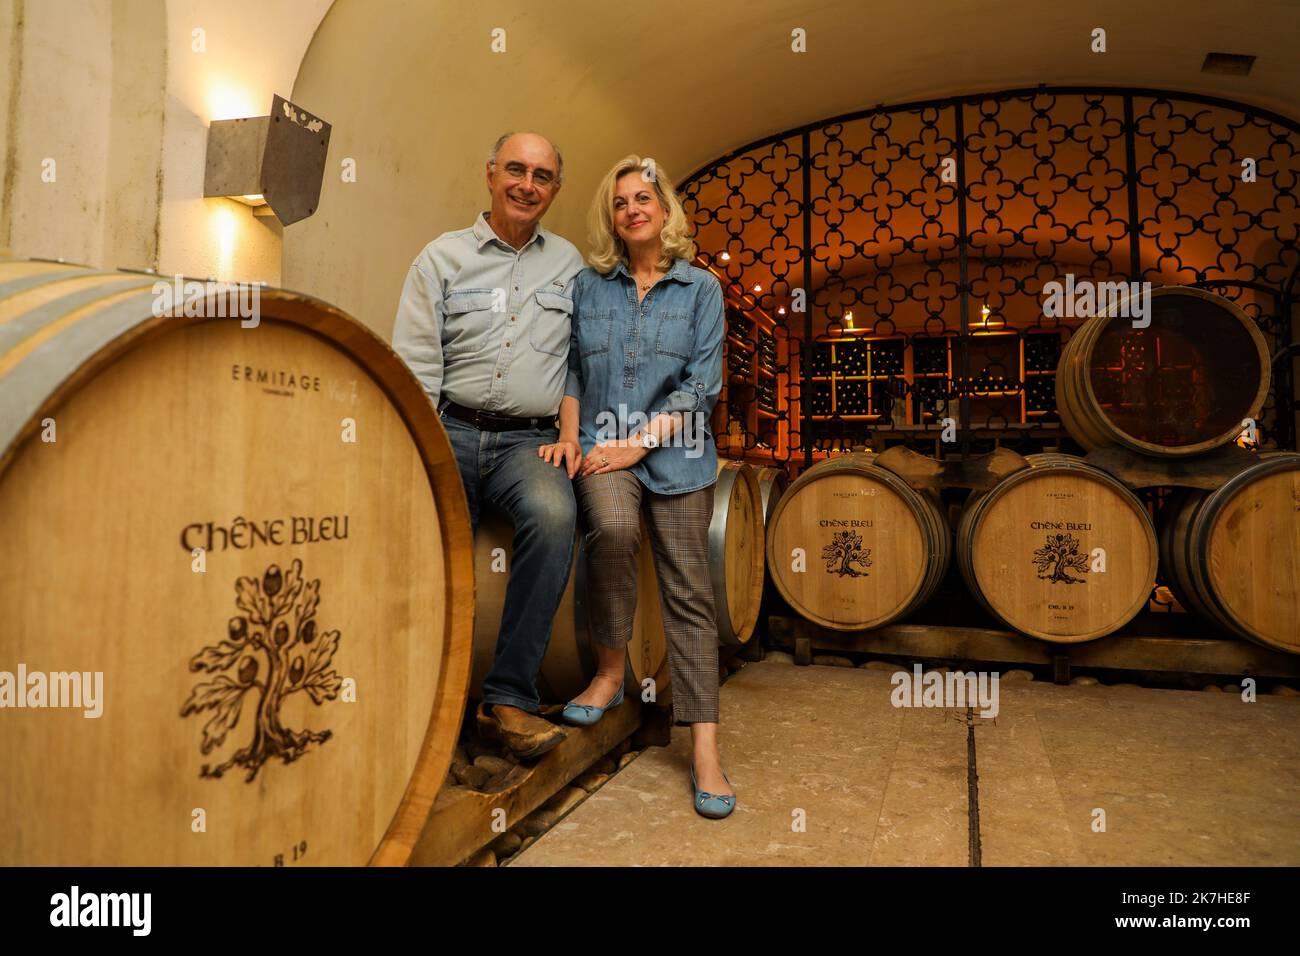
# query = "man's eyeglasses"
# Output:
<box><xmin>496</xmin><ymin>161</ymin><xmax>557</xmax><ymax>188</ymax></box>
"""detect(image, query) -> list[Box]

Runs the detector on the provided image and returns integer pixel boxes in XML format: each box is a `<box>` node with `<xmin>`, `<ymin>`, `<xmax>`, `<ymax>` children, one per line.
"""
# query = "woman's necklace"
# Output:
<box><xmin>635</xmin><ymin>268</ymin><xmax>663</xmax><ymax>295</ymax></box>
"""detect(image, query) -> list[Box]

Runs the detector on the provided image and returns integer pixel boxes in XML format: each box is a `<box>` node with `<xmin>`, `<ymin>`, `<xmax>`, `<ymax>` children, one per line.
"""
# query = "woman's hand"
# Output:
<box><xmin>539</xmin><ymin>439</ymin><xmax>583</xmax><ymax>478</ymax></box>
<box><xmin>578</xmin><ymin>438</ymin><xmax>648</xmax><ymax>477</ymax></box>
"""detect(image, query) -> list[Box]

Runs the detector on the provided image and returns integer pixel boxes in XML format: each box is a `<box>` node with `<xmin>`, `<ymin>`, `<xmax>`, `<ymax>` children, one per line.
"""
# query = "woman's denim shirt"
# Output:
<box><xmin>564</xmin><ymin>257</ymin><xmax>724</xmax><ymax>494</ymax></box>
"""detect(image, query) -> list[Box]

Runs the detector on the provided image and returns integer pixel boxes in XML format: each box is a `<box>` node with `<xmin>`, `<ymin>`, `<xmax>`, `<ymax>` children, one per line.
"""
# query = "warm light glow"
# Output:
<box><xmin>977</xmin><ymin>303</ymin><xmax>1001</xmax><ymax>328</ymax></box>
<box><xmin>720</xmin><ymin>251</ymin><xmax>731</xmax><ymax>261</ymax></box>
<box><xmin>233</xmin><ymin>194</ymin><xmax>267</xmax><ymax>206</ymax></box>
<box><xmin>206</xmin><ymin>84</ymin><xmax>263</xmax><ymax>123</ymax></box>
<box><xmin>844</xmin><ymin>311</ymin><xmax>854</xmax><ymax>328</ymax></box>
<box><xmin>777</xmin><ymin>307</ymin><xmax>786</xmax><ymax>315</ymax></box>
<box><xmin>214</xmin><ymin>204</ymin><xmax>238</xmax><ymax>279</ymax></box>
<box><xmin>752</xmin><ymin>284</ymin><xmax>762</xmax><ymax>292</ymax></box>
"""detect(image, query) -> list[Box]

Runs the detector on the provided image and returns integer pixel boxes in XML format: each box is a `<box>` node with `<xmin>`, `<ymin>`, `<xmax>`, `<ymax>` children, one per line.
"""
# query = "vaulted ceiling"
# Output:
<box><xmin>285</xmin><ymin>0</ymin><xmax>1300</xmax><ymax>339</ymax></box>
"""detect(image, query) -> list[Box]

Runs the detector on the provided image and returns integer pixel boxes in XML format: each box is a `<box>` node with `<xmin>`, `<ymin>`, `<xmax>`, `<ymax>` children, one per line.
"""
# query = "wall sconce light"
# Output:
<box><xmin>204</xmin><ymin>94</ymin><xmax>331</xmax><ymax>225</ymax></box>
<box><xmin>844</xmin><ymin>310</ymin><xmax>855</xmax><ymax>329</ymax></box>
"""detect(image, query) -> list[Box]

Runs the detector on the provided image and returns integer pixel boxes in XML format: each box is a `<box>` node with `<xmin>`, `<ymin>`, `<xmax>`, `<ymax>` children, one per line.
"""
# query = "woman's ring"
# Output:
<box><xmin>601</xmin><ymin>456</ymin><xmax>610</xmax><ymax>466</ymax></box>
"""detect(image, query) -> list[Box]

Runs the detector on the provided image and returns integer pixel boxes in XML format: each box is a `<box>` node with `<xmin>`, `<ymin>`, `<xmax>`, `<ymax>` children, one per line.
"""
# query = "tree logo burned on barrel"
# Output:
<box><xmin>823</xmin><ymin>530</ymin><xmax>873</xmax><ymax>577</ymax></box>
<box><xmin>181</xmin><ymin>558</ymin><xmax>342</xmax><ymax>782</ymax></box>
<box><xmin>1032</xmin><ymin>533</ymin><xmax>1090</xmax><ymax>585</ymax></box>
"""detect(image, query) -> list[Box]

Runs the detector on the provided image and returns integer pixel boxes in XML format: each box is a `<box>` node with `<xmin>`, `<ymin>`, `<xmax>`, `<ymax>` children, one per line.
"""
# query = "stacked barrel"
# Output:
<box><xmin>1055</xmin><ymin>287</ymin><xmax>1271</xmax><ymax>458</ymax></box>
<box><xmin>1157</xmin><ymin>453</ymin><xmax>1300</xmax><ymax>654</ymax></box>
<box><xmin>1054</xmin><ymin>285</ymin><xmax>1297</xmax><ymax>654</ymax></box>
<box><xmin>766</xmin><ymin>453</ymin><xmax>950</xmax><ymax>631</ymax></box>
<box><xmin>758</xmin><ymin>285</ymin><xmax>1297</xmax><ymax>654</ymax></box>
<box><xmin>956</xmin><ymin>454</ymin><xmax>1157</xmax><ymax>642</ymax></box>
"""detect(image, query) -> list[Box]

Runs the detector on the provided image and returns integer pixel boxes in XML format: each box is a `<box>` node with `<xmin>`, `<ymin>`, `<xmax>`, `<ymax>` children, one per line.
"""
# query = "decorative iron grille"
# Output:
<box><xmin>679</xmin><ymin>86</ymin><xmax>1300</xmax><ymax>471</ymax></box>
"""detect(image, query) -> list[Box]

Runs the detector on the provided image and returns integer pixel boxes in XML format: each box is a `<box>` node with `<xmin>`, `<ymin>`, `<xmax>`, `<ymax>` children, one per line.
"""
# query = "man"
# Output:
<box><xmin>393</xmin><ymin>131</ymin><xmax>585</xmax><ymax>759</ymax></box>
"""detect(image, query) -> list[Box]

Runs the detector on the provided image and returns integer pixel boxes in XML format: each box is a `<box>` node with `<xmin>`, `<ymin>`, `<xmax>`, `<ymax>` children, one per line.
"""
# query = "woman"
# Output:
<box><xmin>539</xmin><ymin>155</ymin><xmax>732</xmax><ymax>818</ymax></box>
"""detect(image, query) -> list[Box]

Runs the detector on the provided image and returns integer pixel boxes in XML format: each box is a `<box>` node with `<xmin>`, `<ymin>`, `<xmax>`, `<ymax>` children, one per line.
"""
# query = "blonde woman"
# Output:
<box><xmin>538</xmin><ymin>156</ymin><xmax>732</xmax><ymax>818</ymax></box>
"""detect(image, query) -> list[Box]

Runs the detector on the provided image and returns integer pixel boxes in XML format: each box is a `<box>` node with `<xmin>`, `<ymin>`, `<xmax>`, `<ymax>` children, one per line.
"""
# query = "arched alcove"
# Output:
<box><xmin>677</xmin><ymin>87</ymin><xmax>1300</xmax><ymax>464</ymax></box>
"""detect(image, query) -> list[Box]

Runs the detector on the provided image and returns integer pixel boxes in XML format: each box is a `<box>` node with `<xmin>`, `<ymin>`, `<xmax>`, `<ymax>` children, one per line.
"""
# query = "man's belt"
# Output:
<box><xmin>441</xmin><ymin>399</ymin><xmax>552</xmax><ymax>432</ymax></box>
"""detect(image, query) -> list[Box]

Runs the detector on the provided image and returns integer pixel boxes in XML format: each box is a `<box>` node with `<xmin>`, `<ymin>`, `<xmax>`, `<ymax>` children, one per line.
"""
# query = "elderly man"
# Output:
<box><xmin>393</xmin><ymin>131</ymin><xmax>584</xmax><ymax>759</ymax></box>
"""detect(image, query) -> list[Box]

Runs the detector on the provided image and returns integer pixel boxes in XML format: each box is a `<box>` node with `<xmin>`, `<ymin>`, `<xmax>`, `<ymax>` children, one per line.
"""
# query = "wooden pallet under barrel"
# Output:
<box><xmin>768</xmin><ymin>616</ymin><xmax>1300</xmax><ymax>684</ymax></box>
<box><xmin>410</xmin><ymin>700</ymin><xmax>641</xmax><ymax>867</ymax></box>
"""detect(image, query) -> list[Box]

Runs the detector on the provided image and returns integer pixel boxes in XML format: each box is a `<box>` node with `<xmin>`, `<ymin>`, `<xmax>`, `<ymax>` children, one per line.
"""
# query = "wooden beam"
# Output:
<box><xmin>767</xmin><ymin>616</ymin><xmax>1300</xmax><ymax>679</ymax></box>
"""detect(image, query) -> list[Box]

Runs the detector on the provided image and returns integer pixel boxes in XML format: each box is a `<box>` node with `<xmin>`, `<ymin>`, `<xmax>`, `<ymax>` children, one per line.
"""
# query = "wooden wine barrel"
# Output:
<box><xmin>754</xmin><ymin>465</ymin><xmax>790</xmax><ymax>526</ymax></box>
<box><xmin>1158</xmin><ymin>453</ymin><xmax>1300</xmax><ymax>654</ymax></box>
<box><xmin>765</xmin><ymin>453</ymin><xmax>950</xmax><ymax>631</ymax></box>
<box><xmin>712</xmin><ymin>459</ymin><xmax>765</xmax><ymax>645</ymax></box>
<box><xmin>755</xmin><ymin>465</ymin><xmax>792</xmax><ymax>617</ymax></box>
<box><xmin>468</xmin><ymin>509</ymin><xmax>594</xmax><ymax>704</ymax></box>
<box><xmin>0</xmin><ymin>256</ymin><xmax>473</xmax><ymax>866</ymax></box>
<box><xmin>956</xmin><ymin>453</ymin><xmax>1157</xmax><ymax>642</ymax></box>
<box><xmin>1056</xmin><ymin>286</ymin><xmax>1270</xmax><ymax>457</ymax></box>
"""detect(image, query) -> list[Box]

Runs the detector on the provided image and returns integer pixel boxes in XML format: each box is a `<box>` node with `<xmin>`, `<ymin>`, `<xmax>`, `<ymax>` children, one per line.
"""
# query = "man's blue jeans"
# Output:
<box><xmin>440</xmin><ymin>410</ymin><xmax>577</xmax><ymax>714</ymax></box>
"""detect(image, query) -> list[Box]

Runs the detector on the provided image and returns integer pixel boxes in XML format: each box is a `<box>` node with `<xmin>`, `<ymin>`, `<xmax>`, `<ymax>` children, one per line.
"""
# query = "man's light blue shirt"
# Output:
<box><xmin>393</xmin><ymin>210</ymin><xmax>585</xmax><ymax>417</ymax></box>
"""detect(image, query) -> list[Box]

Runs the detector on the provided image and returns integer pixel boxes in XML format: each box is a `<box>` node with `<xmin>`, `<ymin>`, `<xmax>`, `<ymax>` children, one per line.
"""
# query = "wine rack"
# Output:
<box><xmin>808</xmin><ymin>329</ymin><xmax>1066</xmax><ymax>427</ymax></box>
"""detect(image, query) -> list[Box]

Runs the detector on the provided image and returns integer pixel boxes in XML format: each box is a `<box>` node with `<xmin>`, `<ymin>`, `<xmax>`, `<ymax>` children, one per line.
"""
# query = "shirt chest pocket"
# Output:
<box><xmin>530</xmin><ymin>290</ymin><xmax>573</xmax><ymax>357</ymax></box>
<box><xmin>654</xmin><ymin>310</ymin><xmax>694</xmax><ymax>360</ymax></box>
<box><xmin>577</xmin><ymin>308</ymin><xmax>614</xmax><ymax>357</ymax></box>
<box><xmin>442</xmin><ymin>288</ymin><xmax>497</xmax><ymax>357</ymax></box>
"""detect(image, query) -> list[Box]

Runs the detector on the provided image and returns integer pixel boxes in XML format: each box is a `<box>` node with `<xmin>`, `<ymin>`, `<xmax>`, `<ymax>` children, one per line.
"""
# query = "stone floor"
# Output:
<box><xmin>512</xmin><ymin>660</ymin><xmax>1300</xmax><ymax>866</ymax></box>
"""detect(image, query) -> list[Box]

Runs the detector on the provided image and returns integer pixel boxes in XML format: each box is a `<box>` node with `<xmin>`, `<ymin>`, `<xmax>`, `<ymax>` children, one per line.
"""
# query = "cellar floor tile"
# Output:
<box><xmin>976</xmin><ymin>681</ymin><xmax>1300</xmax><ymax>866</ymax></box>
<box><xmin>512</xmin><ymin>661</ymin><xmax>966</xmax><ymax>866</ymax></box>
<box><xmin>511</xmin><ymin>660</ymin><xmax>1300</xmax><ymax>867</ymax></box>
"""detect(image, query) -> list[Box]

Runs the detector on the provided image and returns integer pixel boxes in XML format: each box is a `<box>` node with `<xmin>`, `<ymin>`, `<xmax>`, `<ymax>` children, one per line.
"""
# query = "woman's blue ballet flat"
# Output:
<box><xmin>691</xmin><ymin>769</ymin><xmax>737</xmax><ymax>819</ymax></box>
<box><xmin>561</xmin><ymin>684</ymin><xmax>625</xmax><ymax>726</ymax></box>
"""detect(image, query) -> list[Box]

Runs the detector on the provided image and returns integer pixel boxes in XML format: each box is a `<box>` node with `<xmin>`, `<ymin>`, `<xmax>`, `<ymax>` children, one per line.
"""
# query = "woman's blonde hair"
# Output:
<box><xmin>587</xmin><ymin>155</ymin><xmax>696</xmax><ymax>273</ymax></box>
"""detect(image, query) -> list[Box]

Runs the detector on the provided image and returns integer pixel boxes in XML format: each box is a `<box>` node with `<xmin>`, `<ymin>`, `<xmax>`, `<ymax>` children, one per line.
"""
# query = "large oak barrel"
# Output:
<box><xmin>765</xmin><ymin>453</ymin><xmax>949</xmax><ymax>631</ymax></box>
<box><xmin>469</xmin><ymin>510</ymin><xmax>594</xmax><ymax>704</ymax></box>
<box><xmin>1056</xmin><ymin>286</ymin><xmax>1270</xmax><ymax>457</ymax></box>
<box><xmin>712</xmin><ymin>459</ymin><xmax>765</xmax><ymax>645</ymax></box>
<box><xmin>956</xmin><ymin>453</ymin><xmax>1157</xmax><ymax>642</ymax></box>
<box><xmin>1158</xmin><ymin>453</ymin><xmax>1300</xmax><ymax>654</ymax></box>
<box><xmin>0</xmin><ymin>256</ymin><xmax>472</xmax><ymax>865</ymax></box>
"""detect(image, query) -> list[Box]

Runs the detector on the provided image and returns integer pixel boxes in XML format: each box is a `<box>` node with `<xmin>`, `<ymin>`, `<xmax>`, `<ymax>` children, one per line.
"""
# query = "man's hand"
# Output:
<box><xmin>539</xmin><ymin>439</ymin><xmax>583</xmax><ymax>478</ymax></box>
<box><xmin>577</xmin><ymin>438</ymin><xmax>649</xmax><ymax>477</ymax></box>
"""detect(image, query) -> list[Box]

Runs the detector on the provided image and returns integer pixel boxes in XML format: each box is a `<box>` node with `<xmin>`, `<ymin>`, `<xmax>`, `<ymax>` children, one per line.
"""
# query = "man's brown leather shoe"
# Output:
<box><xmin>476</xmin><ymin>703</ymin><xmax>567</xmax><ymax>760</ymax></box>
